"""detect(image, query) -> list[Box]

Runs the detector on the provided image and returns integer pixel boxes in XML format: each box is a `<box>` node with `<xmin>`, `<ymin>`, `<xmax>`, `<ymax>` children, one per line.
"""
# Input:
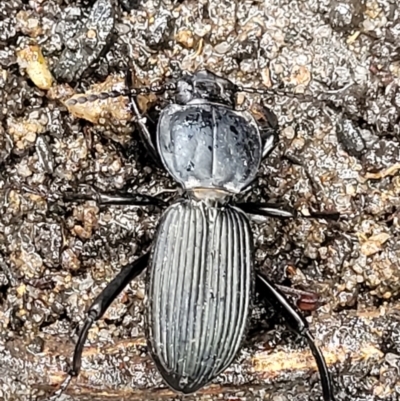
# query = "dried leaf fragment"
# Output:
<box><xmin>175</xmin><ymin>29</ymin><xmax>195</xmax><ymax>48</ymax></box>
<box><xmin>360</xmin><ymin>232</ymin><xmax>391</xmax><ymax>256</ymax></box>
<box><xmin>16</xmin><ymin>10</ymin><xmax>43</xmax><ymax>37</ymax></box>
<box><xmin>64</xmin><ymin>75</ymin><xmax>132</xmax><ymax>124</ymax></box>
<box><xmin>362</xmin><ymin>163</ymin><xmax>400</xmax><ymax>181</ymax></box>
<box><xmin>288</xmin><ymin>65</ymin><xmax>311</xmax><ymax>87</ymax></box>
<box><xmin>8</xmin><ymin>117</ymin><xmax>46</xmax><ymax>150</ymax></box>
<box><xmin>17</xmin><ymin>44</ymin><xmax>53</xmax><ymax>90</ymax></box>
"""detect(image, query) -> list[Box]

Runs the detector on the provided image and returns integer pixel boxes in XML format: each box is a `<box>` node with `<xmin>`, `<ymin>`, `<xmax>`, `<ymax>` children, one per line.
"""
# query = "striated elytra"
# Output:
<box><xmin>148</xmin><ymin>200</ymin><xmax>253</xmax><ymax>393</ymax></box>
<box><xmin>53</xmin><ymin>70</ymin><xmax>337</xmax><ymax>401</ymax></box>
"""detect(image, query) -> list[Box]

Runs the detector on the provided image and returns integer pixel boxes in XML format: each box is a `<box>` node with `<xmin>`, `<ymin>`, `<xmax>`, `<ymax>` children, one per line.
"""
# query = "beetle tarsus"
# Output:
<box><xmin>257</xmin><ymin>274</ymin><xmax>336</xmax><ymax>401</ymax></box>
<box><xmin>48</xmin><ymin>374</ymin><xmax>72</xmax><ymax>401</ymax></box>
<box><xmin>71</xmin><ymin>313</ymin><xmax>96</xmax><ymax>375</ymax></box>
<box><xmin>305</xmin><ymin>330</ymin><xmax>337</xmax><ymax>401</ymax></box>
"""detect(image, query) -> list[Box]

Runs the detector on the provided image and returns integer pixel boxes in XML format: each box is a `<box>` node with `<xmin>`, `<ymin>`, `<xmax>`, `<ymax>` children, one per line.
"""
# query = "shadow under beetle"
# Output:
<box><xmin>54</xmin><ymin>70</ymin><xmax>338</xmax><ymax>400</ymax></box>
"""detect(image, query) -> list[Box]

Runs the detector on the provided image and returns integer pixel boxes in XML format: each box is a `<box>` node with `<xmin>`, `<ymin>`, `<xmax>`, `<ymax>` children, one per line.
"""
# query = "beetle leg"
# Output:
<box><xmin>122</xmin><ymin>66</ymin><xmax>178</xmax><ymax>169</ymax></box>
<box><xmin>248</xmin><ymin>103</ymin><xmax>279</xmax><ymax>159</ymax></box>
<box><xmin>235</xmin><ymin>202</ymin><xmax>340</xmax><ymax>221</ymax></box>
<box><xmin>63</xmin><ymin>190</ymin><xmax>167</xmax><ymax>207</ymax></box>
<box><xmin>124</xmin><ymin>68</ymin><xmax>163</xmax><ymax>166</ymax></box>
<box><xmin>50</xmin><ymin>253</ymin><xmax>149</xmax><ymax>400</ymax></box>
<box><xmin>71</xmin><ymin>253</ymin><xmax>149</xmax><ymax>375</ymax></box>
<box><xmin>257</xmin><ymin>274</ymin><xmax>336</xmax><ymax>401</ymax></box>
<box><xmin>259</xmin><ymin>112</ymin><xmax>279</xmax><ymax>159</ymax></box>
<box><xmin>262</xmin><ymin>131</ymin><xmax>278</xmax><ymax>158</ymax></box>
<box><xmin>236</xmin><ymin>202</ymin><xmax>298</xmax><ymax>219</ymax></box>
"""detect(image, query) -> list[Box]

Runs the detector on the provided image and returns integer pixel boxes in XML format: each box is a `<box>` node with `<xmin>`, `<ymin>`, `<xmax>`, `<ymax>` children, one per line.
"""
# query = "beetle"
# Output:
<box><xmin>53</xmin><ymin>70</ymin><xmax>337</xmax><ymax>400</ymax></box>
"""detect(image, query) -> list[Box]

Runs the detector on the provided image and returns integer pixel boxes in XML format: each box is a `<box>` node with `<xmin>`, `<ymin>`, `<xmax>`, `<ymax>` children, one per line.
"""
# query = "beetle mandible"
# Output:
<box><xmin>53</xmin><ymin>69</ymin><xmax>338</xmax><ymax>400</ymax></box>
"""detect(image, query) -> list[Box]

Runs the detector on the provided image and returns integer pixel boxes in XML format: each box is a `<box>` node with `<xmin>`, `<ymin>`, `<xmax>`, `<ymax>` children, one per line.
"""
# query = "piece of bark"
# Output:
<box><xmin>3</xmin><ymin>304</ymin><xmax>399</xmax><ymax>401</ymax></box>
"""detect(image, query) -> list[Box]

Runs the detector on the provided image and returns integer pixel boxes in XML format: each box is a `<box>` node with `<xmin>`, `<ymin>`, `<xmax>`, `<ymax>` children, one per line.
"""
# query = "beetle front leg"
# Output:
<box><xmin>261</xmin><ymin>130</ymin><xmax>278</xmax><ymax>159</ymax></box>
<box><xmin>250</xmin><ymin>104</ymin><xmax>279</xmax><ymax>159</ymax></box>
<box><xmin>50</xmin><ymin>253</ymin><xmax>149</xmax><ymax>400</ymax></box>
<box><xmin>124</xmin><ymin>68</ymin><xmax>163</xmax><ymax>166</ymax></box>
<box><xmin>63</xmin><ymin>190</ymin><xmax>167</xmax><ymax>207</ymax></box>
<box><xmin>257</xmin><ymin>273</ymin><xmax>336</xmax><ymax>401</ymax></box>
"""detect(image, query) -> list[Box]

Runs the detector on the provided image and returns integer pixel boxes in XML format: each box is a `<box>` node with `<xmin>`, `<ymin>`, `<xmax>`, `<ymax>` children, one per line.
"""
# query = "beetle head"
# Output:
<box><xmin>174</xmin><ymin>70</ymin><xmax>237</xmax><ymax>107</ymax></box>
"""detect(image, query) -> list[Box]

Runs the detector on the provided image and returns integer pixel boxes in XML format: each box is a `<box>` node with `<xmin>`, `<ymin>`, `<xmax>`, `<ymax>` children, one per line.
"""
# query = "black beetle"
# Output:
<box><xmin>54</xmin><ymin>70</ymin><xmax>337</xmax><ymax>400</ymax></box>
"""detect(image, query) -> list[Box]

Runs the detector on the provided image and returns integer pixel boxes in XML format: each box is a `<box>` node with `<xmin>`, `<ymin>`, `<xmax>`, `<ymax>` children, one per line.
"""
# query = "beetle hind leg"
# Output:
<box><xmin>257</xmin><ymin>273</ymin><xmax>336</xmax><ymax>401</ymax></box>
<box><xmin>236</xmin><ymin>202</ymin><xmax>340</xmax><ymax>221</ymax></box>
<box><xmin>49</xmin><ymin>253</ymin><xmax>149</xmax><ymax>400</ymax></box>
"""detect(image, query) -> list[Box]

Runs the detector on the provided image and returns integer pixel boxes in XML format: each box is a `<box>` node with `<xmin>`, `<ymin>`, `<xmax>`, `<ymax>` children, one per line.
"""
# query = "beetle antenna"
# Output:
<box><xmin>237</xmin><ymin>85</ymin><xmax>315</xmax><ymax>102</ymax></box>
<box><xmin>235</xmin><ymin>81</ymin><xmax>353</xmax><ymax>101</ymax></box>
<box><xmin>65</xmin><ymin>82</ymin><xmax>177</xmax><ymax>106</ymax></box>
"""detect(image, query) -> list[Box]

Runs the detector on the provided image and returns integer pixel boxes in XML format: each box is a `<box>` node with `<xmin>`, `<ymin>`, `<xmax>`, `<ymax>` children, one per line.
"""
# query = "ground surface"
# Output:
<box><xmin>1</xmin><ymin>0</ymin><xmax>400</xmax><ymax>400</ymax></box>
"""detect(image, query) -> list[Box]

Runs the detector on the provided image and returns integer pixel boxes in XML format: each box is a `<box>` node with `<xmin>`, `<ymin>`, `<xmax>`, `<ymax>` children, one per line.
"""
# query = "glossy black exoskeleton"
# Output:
<box><xmin>54</xmin><ymin>70</ymin><xmax>338</xmax><ymax>400</ymax></box>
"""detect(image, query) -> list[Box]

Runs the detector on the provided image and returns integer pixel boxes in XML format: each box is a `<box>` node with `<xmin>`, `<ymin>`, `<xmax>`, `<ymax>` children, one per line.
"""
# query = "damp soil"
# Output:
<box><xmin>1</xmin><ymin>0</ymin><xmax>400</xmax><ymax>400</ymax></box>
